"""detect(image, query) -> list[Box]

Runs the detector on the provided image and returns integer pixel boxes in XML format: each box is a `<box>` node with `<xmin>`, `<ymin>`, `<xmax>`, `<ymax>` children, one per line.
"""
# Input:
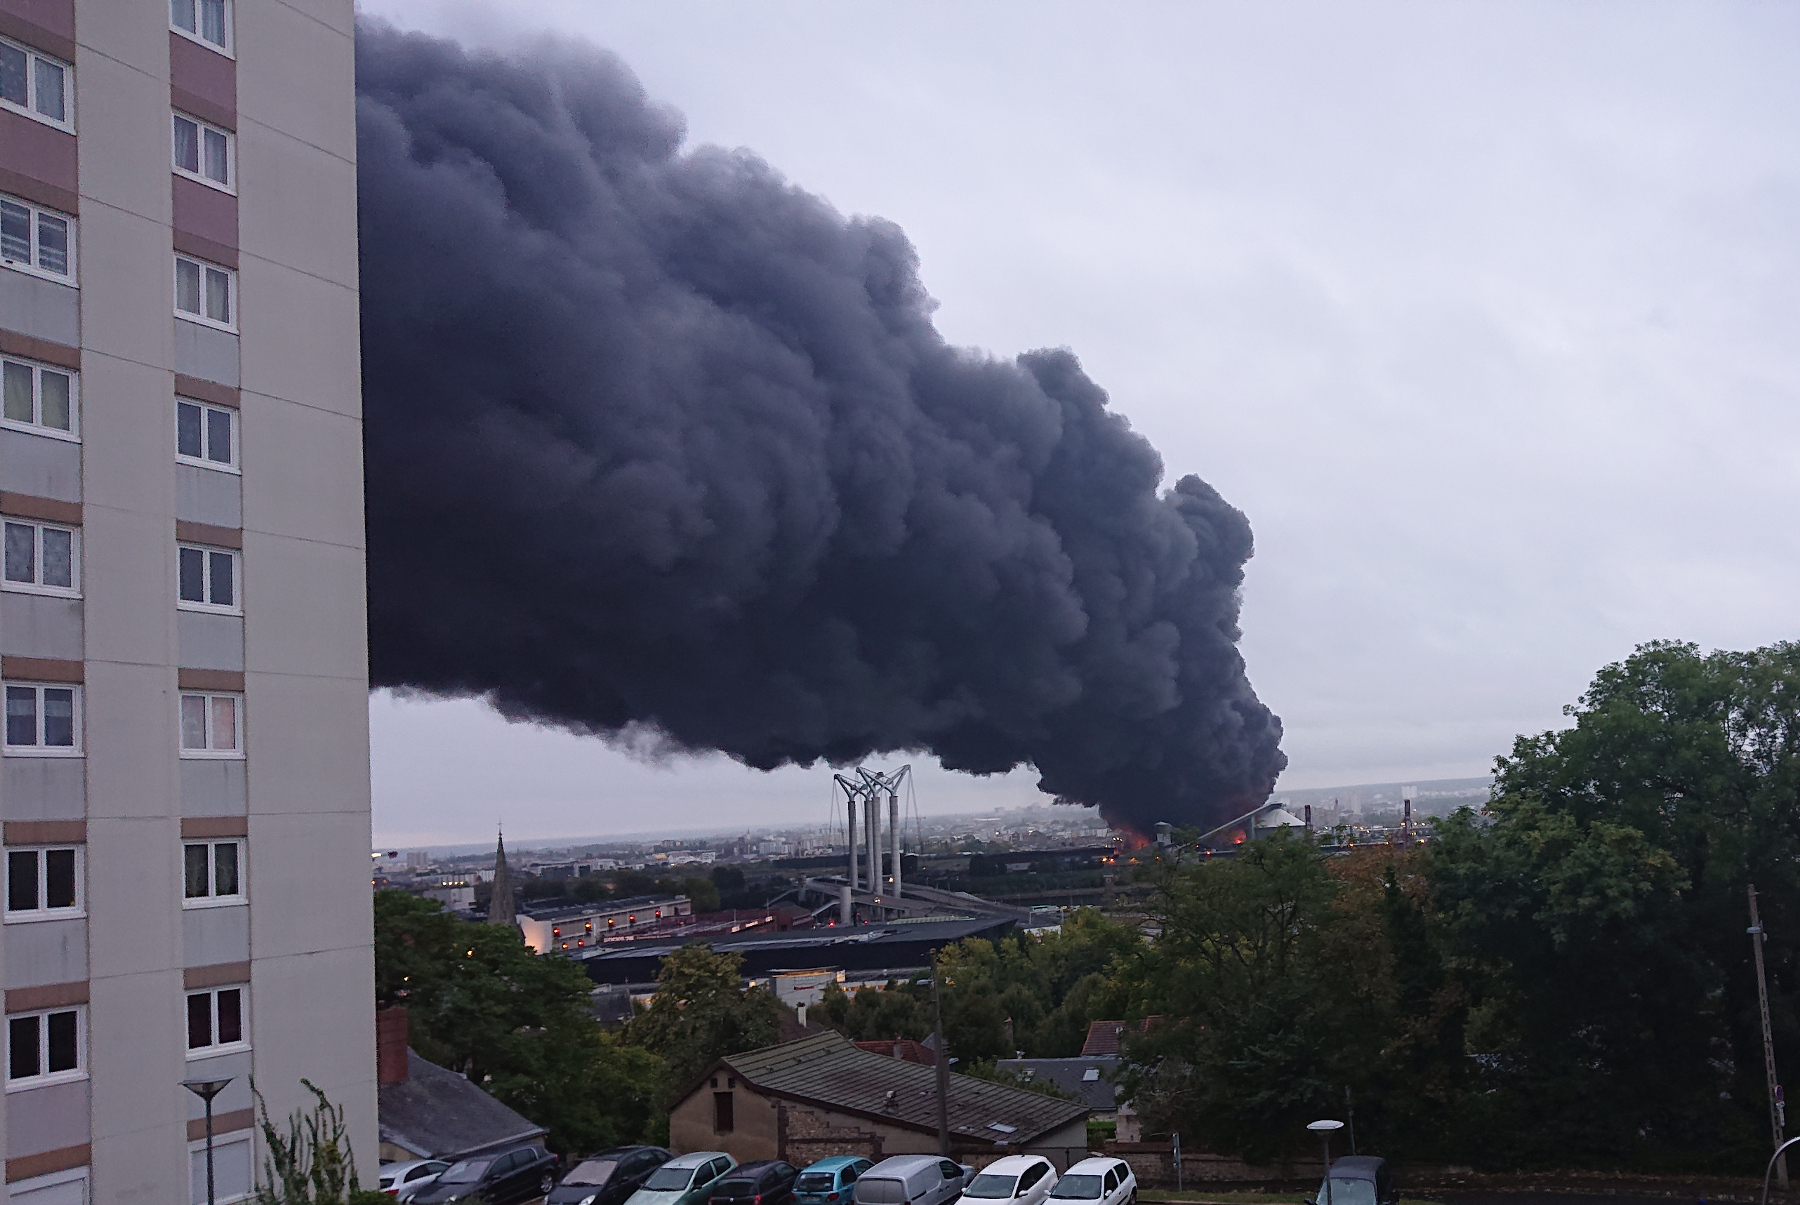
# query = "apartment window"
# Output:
<box><xmin>5</xmin><ymin>847</ymin><xmax>80</xmax><ymax>920</ymax></box>
<box><xmin>177</xmin><ymin>544</ymin><xmax>237</xmax><ymax>612</ymax></box>
<box><xmin>176</xmin><ymin>399</ymin><xmax>236</xmax><ymax>470</ymax></box>
<box><xmin>171</xmin><ymin>0</ymin><xmax>231</xmax><ymax>55</ymax></box>
<box><xmin>174</xmin><ymin>255</ymin><xmax>233</xmax><ymax>331</ymax></box>
<box><xmin>6</xmin><ymin>1006</ymin><xmax>82</xmax><ymax>1088</ymax></box>
<box><xmin>185</xmin><ymin>985</ymin><xmax>246</xmax><ymax>1054</ymax></box>
<box><xmin>0</xmin><ymin>37</ymin><xmax>70</xmax><ymax>131</ymax></box>
<box><xmin>1</xmin><ymin>357</ymin><xmax>76</xmax><ymax>438</ymax></box>
<box><xmin>183</xmin><ymin>840</ymin><xmax>242</xmax><ymax>906</ymax></box>
<box><xmin>0</xmin><ymin>196</ymin><xmax>73</xmax><ymax>282</ymax></box>
<box><xmin>3</xmin><ymin>683</ymin><xmax>78</xmax><ymax>755</ymax></box>
<box><xmin>172</xmin><ymin>112</ymin><xmax>233</xmax><ymax>192</ymax></box>
<box><xmin>2</xmin><ymin>520</ymin><xmax>78</xmax><ymax>597</ymax></box>
<box><xmin>179</xmin><ymin>692</ymin><xmax>240</xmax><ymax>758</ymax></box>
<box><xmin>188</xmin><ymin>1131</ymin><xmax>252</xmax><ymax>1205</ymax></box>
<box><xmin>7</xmin><ymin>1166</ymin><xmax>89</xmax><ymax>1205</ymax></box>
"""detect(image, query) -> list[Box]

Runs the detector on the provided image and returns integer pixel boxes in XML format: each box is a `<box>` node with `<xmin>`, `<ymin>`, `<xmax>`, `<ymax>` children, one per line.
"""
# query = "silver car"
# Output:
<box><xmin>379</xmin><ymin>1159</ymin><xmax>452</xmax><ymax>1201</ymax></box>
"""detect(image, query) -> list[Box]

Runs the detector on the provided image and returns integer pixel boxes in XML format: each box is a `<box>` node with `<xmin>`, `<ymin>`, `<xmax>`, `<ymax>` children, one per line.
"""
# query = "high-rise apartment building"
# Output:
<box><xmin>0</xmin><ymin>0</ymin><xmax>373</xmax><ymax>1199</ymax></box>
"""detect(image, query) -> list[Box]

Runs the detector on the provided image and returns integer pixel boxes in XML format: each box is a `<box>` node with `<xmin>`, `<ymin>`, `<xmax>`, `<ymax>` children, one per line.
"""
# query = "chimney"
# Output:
<box><xmin>797</xmin><ymin>1003</ymin><xmax>808</xmax><ymax>1028</ymax></box>
<box><xmin>377</xmin><ymin>1006</ymin><xmax>410</xmax><ymax>1085</ymax></box>
<box><xmin>1304</xmin><ymin>804</ymin><xmax>1313</xmax><ymax>831</ymax></box>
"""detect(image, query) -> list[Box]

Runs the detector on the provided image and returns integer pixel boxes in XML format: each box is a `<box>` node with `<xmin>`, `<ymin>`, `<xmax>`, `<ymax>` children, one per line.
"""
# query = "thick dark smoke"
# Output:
<box><xmin>355</xmin><ymin>22</ymin><xmax>1286</xmax><ymax>832</ymax></box>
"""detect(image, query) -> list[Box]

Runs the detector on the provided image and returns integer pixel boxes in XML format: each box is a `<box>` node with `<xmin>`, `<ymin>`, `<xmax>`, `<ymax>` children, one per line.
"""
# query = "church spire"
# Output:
<box><xmin>489</xmin><ymin>828</ymin><xmax>516</xmax><ymax>927</ymax></box>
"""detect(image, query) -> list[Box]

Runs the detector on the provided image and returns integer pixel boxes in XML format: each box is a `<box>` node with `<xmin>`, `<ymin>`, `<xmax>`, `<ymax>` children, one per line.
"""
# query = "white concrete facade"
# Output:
<box><xmin>0</xmin><ymin>0</ymin><xmax>372</xmax><ymax>1199</ymax></box>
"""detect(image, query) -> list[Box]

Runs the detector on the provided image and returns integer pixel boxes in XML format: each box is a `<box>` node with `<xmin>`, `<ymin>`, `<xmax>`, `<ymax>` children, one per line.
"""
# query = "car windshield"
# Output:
<box><xmin>1315</xmin><ymin>1180</ymin><xmax>1377</xmax><ymax>1205</ymax></box>
<box><xmin>854</xmin><ymin>1179</ymin><xmax>906</xmax><ymax>1204</ymax></box>
<box><xmin>568</xmin><ymin>1161</ymin><xmax>621</xmax><ymax>1187</ymax></box>
<box><xmin>796</xmin><ymin>1174</ymin><xmax>836</xmax><ymax>1194</ymax></box>
<box><xmin>440</xmin><ymin>1160</ymin><xmax>492</xmax><ymax>1184</ymax></box>
<box><xmin>964</xmin><ymin>1175</ymin><xmax>1018</xmax><ymax>1199</ymax></box>
<box><xmin>1050</xmin><ymin>1177</ymin><xmax>1103</xmax><ymax>1200</ymax></box>
<box><xmin>646</xmin><ymin>1167</ymin><xmax>697</xmax><ymax>1192</ymax></box>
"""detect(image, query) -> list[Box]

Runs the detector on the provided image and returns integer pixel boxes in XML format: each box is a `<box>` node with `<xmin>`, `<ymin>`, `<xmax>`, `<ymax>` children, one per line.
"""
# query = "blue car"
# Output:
<box><xmin>793</xmin><ymin>1158</ymin><xmax>873</xmax><ymax>1205</ymax></box>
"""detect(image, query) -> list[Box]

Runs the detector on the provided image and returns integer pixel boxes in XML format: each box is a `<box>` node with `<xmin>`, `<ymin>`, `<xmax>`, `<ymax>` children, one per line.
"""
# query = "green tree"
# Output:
<box><xmin>627</xmin><ymin>943</ymin><xmax>785</xmax><ymax>1097</ymax></box>
<box><xmin>373</xmin><ymin>891</ymin><xmax>660</xmax><ymax>1155</ymax></box>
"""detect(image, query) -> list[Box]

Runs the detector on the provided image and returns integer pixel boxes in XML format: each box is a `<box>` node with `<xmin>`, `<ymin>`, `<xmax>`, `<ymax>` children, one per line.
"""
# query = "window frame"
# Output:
<box><xmin>1</xmin><ymin>517</ymin><xmax>80</xmax><ymax>598</ymax></box>
<box><xmin>4</xmin><ymin>845</ymin><xmax>83</xmax><ymax>922</ymax></box>
<box><xmin>175</xmin><ymin>397</ymin><xmax>238</xmax><ymax>473</ymax></box>
<box><xmin>0</xmin><ymin>35</ymin><xmax>72</xmax><ymax>133</ymax></box>
<box><xmin>2</xmin><ymin>681</ymin><xmax>81</xmax><ymax>757</ymax></box>
<box><xmin>184</xmin><ymin>984</ymin><xmax>249</xmax><ymax>1058</ymax></box>
<box><xmin>5</xmin><ymin>1004</ymin><xmax>85</xmax><ymax>1091</ymax></box>
<box><xmin>172</xmin><ymin>253</ymin><xmax>236</xmax><ymax>333</ymax></box>
<box><xmin>170</xmin><ymin>0</ymin><xmax>233</xmax><ymax>58</ymax></box>
<box><xmin>182</xmin><ymin>838</ymin><xmax>244</xmax><ymax>908</ymax></box>
<box><xmin>175</xmin><ymin>542</ymin><xmax>239</xmax><ymax>614</ymax></box>
<box><xmin>6</xmin><ymin>1165</ymin><xmax>89</xmax><ymax>1204</ymax></box>
<box><xmin>178</xmin><ymin>690</ymin><xmax>242</xmax><ymax>760</ymax></box>
<box><xmin>186</xmin><ymin>1129</ymin><xmax>253</xmax><ymax>1205</ymax></box>
<box><xmin>171</xmin><ymin>110</ymin><xmax>235</xmax><ymax>195</ymax></box>
<box><xmin>0</xmin><ymin>355</ymin><xmax>78</xmax><ymax>441</ymax></box>
<box><xmin>0</xmin><ymin>194</ymin><xmax>75</xmax><ymax>285</ymax></box>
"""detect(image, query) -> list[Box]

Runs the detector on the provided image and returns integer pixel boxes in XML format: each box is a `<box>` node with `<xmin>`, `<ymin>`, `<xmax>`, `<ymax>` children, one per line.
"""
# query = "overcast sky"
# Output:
<box><xmin>357</xmin><ymin>1</ymin><xmax>1800</xmax><ymax>848</ymax></box>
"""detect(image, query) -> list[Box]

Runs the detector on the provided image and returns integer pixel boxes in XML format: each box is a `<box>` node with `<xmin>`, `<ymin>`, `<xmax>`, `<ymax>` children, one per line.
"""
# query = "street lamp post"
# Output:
<box><xmin>182</xmin><ymin>1077</ymin><xmax>234</xmax><ymax>1205</ymax></box>
<box><xmin>1308</xmin><ymin>1120</ymin><xmax>1345</xmax><ymax>1205</ymax></box>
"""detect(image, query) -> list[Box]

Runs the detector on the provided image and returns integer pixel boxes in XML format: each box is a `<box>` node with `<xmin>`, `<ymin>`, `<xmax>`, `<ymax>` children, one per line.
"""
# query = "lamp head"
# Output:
<box><xmin>182</xmin><ymin>1077</ymin><xmax>233</xmax><ymax>1102</ymax></box>
<box><xmin>1307</xmin><ymin>1120</ymin><xmax>1345</xmax><ymax>1133</ymax></box>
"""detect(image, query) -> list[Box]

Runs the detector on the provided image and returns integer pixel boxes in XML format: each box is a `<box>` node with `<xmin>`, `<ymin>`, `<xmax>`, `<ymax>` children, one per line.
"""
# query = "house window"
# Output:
<box><xmin>0</xmin><ymin>36</ymin><xmax>70</xmax><ymax>131</ymax></box>
<box><xmin>0</xmin><ymin>196</ymin><xmax>72</xmax><ymax>283</ymax></box>
<box><xmin>171</xmin><ymin>0</ymin><xmax>231</xmax><ymax>55</ymax></box>
<box><xmin>2</xmin><ymin>520</ymin><xmax>78</xmax><ymax>597</ymax></box>
<box><xmin>184</xmin><ymin>840</ymin><xmax>243</xmax><ymax>906</ymax></box>
<box><xmin>1</xmin><ymin>357</ymin><xmax>76</xmax><ymax>437</ymax></box>
<box><xmin>187</xmin><ymin>1131</ymin><xmax>252</xmax><ymax>1205</ymax></box>
<box><xmin>712</xmin><ymin>1090</ymin><xmax>734</xmax><ymax>1133</ymax></box>
<box><xmin>6</xmin><ymin>1006</ymin><xmax>83</xmax><ymax>1088</ymax></box>
<box><xmin>5</xmin><ymin>846</ymin><xmax>81</xmax><ymax>920</ymax></box>
<box><xmin>177</xmin><ymin>544</ymin><xmax>237</xmax><ymax>612</ymax></box>
<box><xmin>176</xmin><ymin>399</ymin><xmax>236</xmax><ymax>470</ymax></box>
<box><xmin>172</xmin><ymin>112</ymin><xmax>233</xmax><ymax>192</ymax></box>
<box><xmin>7</xmin><ymin>1165</ymin><xmax>89</xmax><ymax>1204</ymax></box>
<box><xmin>174</xmin><ymin>255</ymin><xmax>234</xmax><ymax>331</ymax></box>
<box><xmin>185</xmin><ymin>986</ymin><xmax>246</xmax><ymax>1054</ymax></box>
<box><xmin>179</xmin><ymin>692</ymin><xmax>240</xmax><ymax>758</ymax></box>
<box><xmin>3</xmin><ymin>683</ymin><xmax>79</xmax><ymax>755</ymax></box>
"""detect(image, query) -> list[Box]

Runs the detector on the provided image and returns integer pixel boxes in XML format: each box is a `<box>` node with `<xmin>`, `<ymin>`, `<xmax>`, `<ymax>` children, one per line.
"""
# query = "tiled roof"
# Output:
<box><xmin>379</xmin><ymin>1050</ymin><xmax>545</xmax><ymax>1160</ymax></box>
<box><xmin>724</xmin><ymin>1032</ymin><xmax>1087</xmax><ymax>1146</ymax></box>
<box><xmin>995</xmin><ymin>1056</ymin><xmax>1118</xmax><ymax>1112</ymax></box>
<box><xmin>1078</xmin><ymin>1018</ymin><xmax>1160</xmax><ymax>1057</ymax></box>
<box><xmin>853</xmin><ymin>1038</ymin><xmax>938</xmax><ymax>1066</ymax></box>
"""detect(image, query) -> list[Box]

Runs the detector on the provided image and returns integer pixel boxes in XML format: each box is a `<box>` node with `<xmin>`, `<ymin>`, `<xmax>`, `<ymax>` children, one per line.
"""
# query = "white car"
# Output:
<box><xmin>1047</xmin><ymin>1158</ymin><xmax>1135</xmax><ymax>1205</ymax></box>
<box><xmin>958</xmin><ymin>1157</ymin><xmax>1057</xmax><ymax>1205</ymax></box>
<box><xmin>378</xmin><ymin>1159</ymin><xmax>451</xmax><ymax>1201</ymax></box>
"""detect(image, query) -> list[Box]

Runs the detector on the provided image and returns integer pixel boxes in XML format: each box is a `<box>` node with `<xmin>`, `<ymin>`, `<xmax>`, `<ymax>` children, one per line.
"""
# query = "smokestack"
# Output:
<box><xmin>890</xmin><ymin>790</ymin><xmax>902</xmax><ymax>902</ymax></box>
<box><xmin>376</xmin><ymin>1006</ymin><xmax>409</xmax><ymax>1086</ymax></box>
<box><xmin>846</xmin><ymin>793</ymin><xmax>859</xmax><ymax>893</ymax></box>
<box><xmin>840</xmin><ymin>883</ymin><xmax>852</xmax><ymax>926</ymax></box>
<box><xmin>1304</xmin><ymin>803</ymin><xmax>1312</xmax><ymax>832</ymax></box>
<box><xmin>354</xmin><ymin>23</ymin><xmax>1287</xmax><ymax>834</ymax></box>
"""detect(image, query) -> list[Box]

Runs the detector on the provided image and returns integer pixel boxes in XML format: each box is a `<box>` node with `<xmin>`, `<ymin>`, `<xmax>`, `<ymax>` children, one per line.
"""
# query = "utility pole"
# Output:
<box><xmin>932</xmin><ymin>959</ymin><xmax>951</xmax><ymax>1157</ymax></box>
<box><xmin>1752</xmin><ymin>884</ymin><xmax>1787</xmax><ymax>1189</ymax></box>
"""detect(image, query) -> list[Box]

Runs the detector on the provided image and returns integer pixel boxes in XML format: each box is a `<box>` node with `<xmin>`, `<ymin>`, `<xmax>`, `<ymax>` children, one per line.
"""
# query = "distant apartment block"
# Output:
<box><xmin>0</xmin><ymin>0</ymin><xmax>373</xmax><ymax>1200</ymax></box>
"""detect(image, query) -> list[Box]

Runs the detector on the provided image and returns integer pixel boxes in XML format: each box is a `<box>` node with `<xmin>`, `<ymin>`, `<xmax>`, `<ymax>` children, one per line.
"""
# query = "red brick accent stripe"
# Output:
<box><xmin>178</xmin><ymin>668</ymin><xmax>244</xmax><ymax>692</ymax></box>
<box><xmin>187</xmin><ymin>1111</ymin><xmax>253</xmax><ymax>1142</ymax></box>
<box><xmin>5</xmin><ymin>1143</ymin><xmax>89</xmax><ymax>1183</ymax></box>
<box><xmin>0</xmin><ymin>656</ymin><xmax>82</xmax><ymax>683</ymax></box>
<box><xmin>0</xmin><ymin>492</ymin><xmax>80</xmax><ymax>525</ymax></box>
<box><xmin>4</xmin><ymin>980</ymin><xmax>87</xmax><ymax>1013</ymax></box>
<box><xmin>184</xmin><ymin>961</ymin><xmax>250</xmax><ymax>991</ymax></box>
<box><xmin>175</xmin><ymin>374</ymin><xmax>240</xmax><ymax>408</ymax></box>
<box><xmin>3</xmin><ymin>820</ymin><xmax>83</xmax><ymax>845</ymax></box>
<box><xmin>173</xmin><ymin>226</ymin><xmax>238</xmax><ymax>270</ymax></box>
<box><xmin>0</xmin><ymin>10</ymin><xmax>75</xmax><ymax>64</ymax></box>
<box><xmin>176</xmin><ymin>520</ymin><xmax>242</xmax><ymax>549</ymax></box>
<box><xmin>0</xmin><ymin>330</ymin><xmax>78</xmax><ymax>370</ymax></box>
<box><xmin>181</xmin><ymin>816</ymin><xmax>247</xmax><ymax>839</ymax></box>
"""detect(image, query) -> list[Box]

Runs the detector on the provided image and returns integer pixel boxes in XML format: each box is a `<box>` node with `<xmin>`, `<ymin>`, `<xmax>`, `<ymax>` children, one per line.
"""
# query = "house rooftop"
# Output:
<box><xmin>378</xmin><ymin>1050</ymin><xmax>545</xmax><ymax>1161</ymax></box>
<box><xmin>995</xmin><ymin>1056</ymin><xmax>1118</xmax><ymax>1112</ymax></box>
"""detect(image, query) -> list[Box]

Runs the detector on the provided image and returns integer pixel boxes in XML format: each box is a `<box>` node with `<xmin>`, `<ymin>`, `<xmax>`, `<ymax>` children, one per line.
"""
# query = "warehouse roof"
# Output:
<box><xmin>703</xmin><ymin>1031</ymin><xmax>1087</xmax><ymax>1147</ymax></box>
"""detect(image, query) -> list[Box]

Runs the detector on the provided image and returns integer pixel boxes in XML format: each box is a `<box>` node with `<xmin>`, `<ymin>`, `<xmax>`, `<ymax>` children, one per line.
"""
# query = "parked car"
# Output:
<box><xmin>1310</xmin><ymin>1157</ymin><xmax>1394</xmax><ymax>1205</ymax></box>
<box><xmin>1048</xmin><ymin>1158</ymin><xmax>1136</xmax><ymax>1205</ymax></box>
<box><xmin>794</xmin><ymin>1157</ymin><xmax>873</xmax><ymax>1205</ymax></box>
<box><xmin>550</xmin><ymin>1147</ymin><xmax>675</xmax><ymax>1205</ymax></box>
<box><xmin>379</xmin><ymin>1160</ymin><xmax>451</xmax><ymax>1201</ymax></box>
<box><xmin>956</xmin><ymin>1157</ymin><xmax>1057</xmax><ymax>1205</ymax></box>
<box><xmin>625</xmin><ymin>1152</ymin><xmax>738</xmax><ymax>1205</ymax></box>
<box><xmin>411</xmin><ymin>1146</ymin><xmax>561</xmax><ymax>1205</ymax></box>
<box><xmin>708</xmin><ymin>1161</ymin><xmax>800</xmax><ymax>1205</ymax></box>
<box><xmin>852</xmin><ymin>1156</ymin><xmax>973</xmax><ymax>1205</ymax></box>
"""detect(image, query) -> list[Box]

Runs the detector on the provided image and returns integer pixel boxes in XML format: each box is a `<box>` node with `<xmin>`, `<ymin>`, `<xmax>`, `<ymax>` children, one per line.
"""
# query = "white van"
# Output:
<box><xmin>852</xmin><ymin>1156</ymin><xmax>974</xmax><ymax>1205</ymax></box>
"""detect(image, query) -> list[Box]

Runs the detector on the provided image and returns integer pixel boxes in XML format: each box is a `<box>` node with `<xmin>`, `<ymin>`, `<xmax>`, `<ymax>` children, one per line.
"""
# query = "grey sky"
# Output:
<box><xmin>358</xmin><ymin>1</ymin><xmax>1800</xmax><ymax>846</ymax></box>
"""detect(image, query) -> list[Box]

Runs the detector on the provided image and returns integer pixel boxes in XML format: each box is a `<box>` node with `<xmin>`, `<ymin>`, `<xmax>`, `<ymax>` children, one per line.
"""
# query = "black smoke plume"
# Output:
<box><xmin>355</xmin><ymin>22</ymin><xmax>1286</xmax><ymax>832</ymax></box>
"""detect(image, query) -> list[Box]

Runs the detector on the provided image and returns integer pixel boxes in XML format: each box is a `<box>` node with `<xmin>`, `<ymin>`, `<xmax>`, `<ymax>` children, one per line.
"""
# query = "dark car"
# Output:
<box><xmin>709</xmin><ymin>1161</ymin><xmax>800</xmax><ymax>1205</ymax></box>
<box><xmin>1310</xmin><ymin>1157</ymin><xmax>1395</xmax><ymax>1205</ymax></box>
<box><xmin>550</xmin><ymin>1147</ymin><xmax>675</xmax><ymax>1205</ymax></box>
<box><xmin>413</xmin><ymin>1146</ymin><xmax>561</xmax><ymax>1205</ymax></box>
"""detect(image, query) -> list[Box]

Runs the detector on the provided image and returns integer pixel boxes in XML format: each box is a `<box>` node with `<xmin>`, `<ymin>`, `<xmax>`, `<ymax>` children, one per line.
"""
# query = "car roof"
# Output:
<box><xmin>1061</xmin><ymin>1159</ymin><xmax>1126</xmax><ymax>1177</ymax></box>
<box><xmin>726</xmin><ymin>1162</ymin><xmax>786</xmax><ymax>1176</ymax></box>
<box><xmin>590</xmin><ymin>1147</ymin><xmax>667</xmax><ymax>1159</ymax></box>
<box><xmin>668</xmin><ymin>1152</ymin><xmax>732</xmax><ymax>1168</ymax></box>
<box><xmin>865</xmin><ymin>1156</ymin><xmax>949</xmax><ymax>1175</ymax></box>
<box><xmin>979</xmin><ymin>1156</ymin><xmax>1050</xmax><ymax>1176</ymax></box>
<box><xmin>380</xmin><ymin>1159</ymin><xmax>444</xmax><ymax>1173</ymax></box>
<box><xmin>1330</xmin><ymin>1158</ymin><xmax>1386</xmax><ymax>1182</ymax></box>
<box><xmin>802</xmin><ymin>1158</ymin><xmax>867</xmax><ymax>1171</ymax></box>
